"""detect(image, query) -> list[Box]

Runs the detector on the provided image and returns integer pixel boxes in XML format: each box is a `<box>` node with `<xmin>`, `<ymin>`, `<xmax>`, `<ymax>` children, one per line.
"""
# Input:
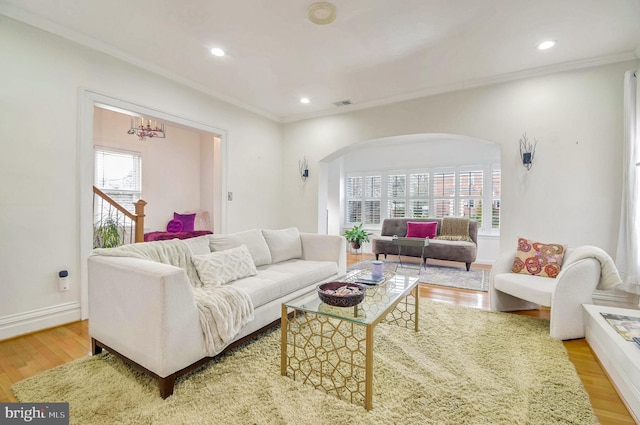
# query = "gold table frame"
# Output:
<box><xmin>280</xmin><ymin>271</ymin><xmax>419</xmax><ymax>410</ymax></box>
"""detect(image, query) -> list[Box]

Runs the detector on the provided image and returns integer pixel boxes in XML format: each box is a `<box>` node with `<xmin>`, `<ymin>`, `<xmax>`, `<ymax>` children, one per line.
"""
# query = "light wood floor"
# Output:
<box><xmin>0</xmin><ymin>253</ymin><xmax>635</xmax><ymax>424</ymax></box>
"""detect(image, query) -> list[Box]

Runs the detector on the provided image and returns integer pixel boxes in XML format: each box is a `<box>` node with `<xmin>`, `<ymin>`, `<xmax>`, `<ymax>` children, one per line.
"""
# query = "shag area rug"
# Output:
<box><xmin>12</xmin><ymin>302</ymin><xmax>597</xmax><ymax>425</ymax></box>
<box><xmin>349</xmin><ymin>259</ymin><xmax>489</xmax><ymax>291</ymax></box>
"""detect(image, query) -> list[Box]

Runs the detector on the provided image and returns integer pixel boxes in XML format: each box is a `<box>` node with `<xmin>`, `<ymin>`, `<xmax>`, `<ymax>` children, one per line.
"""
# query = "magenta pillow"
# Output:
<box><xmin>406</xmin><ymin>221</ymin><xmax>438</xmax><ymax>239</ymax></box>
<box><xmin>166</xmin><ymin>219</ymin><xmax>184</xmax><ymax>233</ymax></box>
<box><xmin>173</xmin><ymin>212</ymin><xmax>196</xmax><ymax>232</ymax></box>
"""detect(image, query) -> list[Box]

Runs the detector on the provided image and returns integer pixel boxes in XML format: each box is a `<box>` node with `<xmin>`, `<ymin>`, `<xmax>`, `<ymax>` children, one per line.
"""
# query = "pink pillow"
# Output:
<box><xmin>173</xmin><ymin>212</ymin><xmax>196</xmax><ymax>232</ymax></box>
<box><xmin>166</xmin><ymin>219</ymin><xmax>184</xmax><ymax>233</ymax></box>
<box><xmin>406</xmin><ymin>221</ymin><xmax>438</xmax><ymax>239</ymax></box>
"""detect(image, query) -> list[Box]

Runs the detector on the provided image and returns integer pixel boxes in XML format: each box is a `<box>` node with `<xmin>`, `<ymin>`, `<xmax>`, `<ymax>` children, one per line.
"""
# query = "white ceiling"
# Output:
<box><xmin>2</xmin><ymin>0</ymin><xmax>640</xmax><ymax>122</ymax></box>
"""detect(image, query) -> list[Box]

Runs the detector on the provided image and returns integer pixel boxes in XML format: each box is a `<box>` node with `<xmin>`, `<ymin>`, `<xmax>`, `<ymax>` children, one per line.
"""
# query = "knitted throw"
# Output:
<box><xmin>436</xmin><ymin>217</ymin><xmax>473</xmax><ymax>242</ymax></box>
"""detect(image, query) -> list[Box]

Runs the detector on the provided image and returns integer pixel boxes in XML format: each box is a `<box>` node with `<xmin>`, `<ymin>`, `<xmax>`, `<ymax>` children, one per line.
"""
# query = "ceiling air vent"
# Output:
<box><xmin>332</xmin><ymin>99</ymin><xmax>352</xmax><ymax>107</ymax></box>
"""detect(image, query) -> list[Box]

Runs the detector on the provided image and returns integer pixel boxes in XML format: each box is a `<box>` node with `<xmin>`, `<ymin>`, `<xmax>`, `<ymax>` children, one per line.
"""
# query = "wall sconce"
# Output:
<box><xmin>519</xmin><ymin>132</ymin><xmax>538</xmax><ymax>171</ymax></box>
<box><xmin>299</xmin><ymin>157</ymin><xmax>309</xmax><ymax>181</ymax></box>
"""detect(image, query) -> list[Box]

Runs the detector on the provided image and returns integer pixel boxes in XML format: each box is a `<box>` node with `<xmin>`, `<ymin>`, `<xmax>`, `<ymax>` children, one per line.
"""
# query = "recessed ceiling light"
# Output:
<box><xmin>300</xmin><ymin>97</ymin><xmax>310</xmax><ymax>104</ymax></box>
<box><xmin>537</xmin><ymin>40</ymin><xmax>556</xmax><ymax>50</ymax></box>
<box><xmin>210</xmin><ymin>47</ymin><xmax>225</xmax><ymax>57</ymax></box>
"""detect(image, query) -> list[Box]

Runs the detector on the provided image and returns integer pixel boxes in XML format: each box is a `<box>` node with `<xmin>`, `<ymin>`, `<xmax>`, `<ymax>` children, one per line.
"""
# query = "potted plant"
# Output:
<box><xmin>93</xmin><ymin>216</ymin><xmax>122</xmax><ymax>249</ymax></box>
<box><xmin>344</xmin><ymin>223</ymin><xmax>370</xmax><ymax>250</ymax></box>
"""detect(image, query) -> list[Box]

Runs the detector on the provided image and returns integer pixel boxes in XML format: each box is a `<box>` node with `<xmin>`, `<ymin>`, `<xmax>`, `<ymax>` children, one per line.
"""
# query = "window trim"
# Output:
<box><xmin>94</xmin><ymin>146</ymin><xmax>143</xmax><ymax>215</ymax></box>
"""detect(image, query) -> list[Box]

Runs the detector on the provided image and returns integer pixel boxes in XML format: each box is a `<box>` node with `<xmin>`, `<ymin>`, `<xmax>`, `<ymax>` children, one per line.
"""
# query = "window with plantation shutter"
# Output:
<box><xmin>409</xmin><ymin>173</ymin><xmax>429</xmax><ymax>217</ymax></box>
<box><xmin>387</xmin><ymin>174</ymin><xmax>406</xmax><ymax>218</ymax></box>
<box><xmin>432</xmin><ymin>171</ymin><xmax>455</xmax><ymax>217</ymax></box>
<box><xmin>346</xmin><ymin>175</ymin><xmax>381</xmax><ymax>225</ymax></box>
<box><xmin>346</xmin><ymin>176</ymin><xmax>363</xmax><ymax>223</ymax></box>
<box><xmin>363</xmin><ymin>176</ymin><xmax>381</xmax><ymax>224</ymax></box>
<box><xmin>458</xmin><ymin>169</ymin><xmax>483</xmax><ymax>226</ymax></box>
<box><xmin>492</xmin><ymin>168</ymin><xmax>501</xmax><ymax>229</ymax></box>
<box><xmin>94</xmin><ymin>148</ymin><xmax>142</xmax><ymax>214</ymax></box>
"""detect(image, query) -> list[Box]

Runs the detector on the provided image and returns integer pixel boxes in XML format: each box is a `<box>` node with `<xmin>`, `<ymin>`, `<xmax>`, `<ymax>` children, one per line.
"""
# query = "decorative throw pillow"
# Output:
<box><xmin>191</xmin><ymin>245</ymin><xmax>257</xmax><ymax>286</ymax></box>
<box><xmin>512</xmin><ymin>237</ymin><xmax>567</xmax><ymax>278</ymax></box>
<box><xmin>181</xmin><ymin>235</ymin><xmax>211</xmax><ymax>256</ymax></box>
<box><xmin>173</xmin><ymin>212</ymin><xmax>196</xmax><ymax>232</ymax></box>
<box><xmin>261</xmin><ymin>227</ymin><xmax>302</xmax><ymax>264</ymax></box>
<box><xmin>166</xmin><ymin>219</ymin><xmax>183</xmax><ymax>233</ymax></box>
<box><xmin>184</xmin><ymin>210</ymin><xmax>211</xmax><ymax>231</ymax></box>
<box><xmin>209</xmin><ymin>229</ymin><xmax>272</xmax><ymax>266</ymax></box>
<box><xmin>406</xmin><ymin>221</ymin><xmax>438</xmax><ymax>239</ymax></box>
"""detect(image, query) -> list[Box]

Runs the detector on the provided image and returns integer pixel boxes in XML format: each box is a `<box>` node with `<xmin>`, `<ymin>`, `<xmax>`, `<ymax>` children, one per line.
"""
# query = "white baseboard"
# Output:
<box><xmin>593</xmin><ymin>290</ymin><xmax>637</xmax><ymax>308</ymax></box>
<box><xmin>0</xmin><ymin>302</ymin><xmax>82</xmax><ymax>341</ymax></box>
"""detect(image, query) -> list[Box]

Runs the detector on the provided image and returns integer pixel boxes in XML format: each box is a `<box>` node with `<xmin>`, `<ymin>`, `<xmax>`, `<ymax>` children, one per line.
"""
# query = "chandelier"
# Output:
<box><xmin>128</xmin><ymin>117</ymin><xmax>166</xmax><ymax>141</ymax></box>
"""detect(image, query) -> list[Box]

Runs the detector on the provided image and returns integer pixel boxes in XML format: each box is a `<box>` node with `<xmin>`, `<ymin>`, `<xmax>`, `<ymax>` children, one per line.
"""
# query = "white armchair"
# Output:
<box><xmin>489</xmin><ymin>247</ymin><xmax>601</xmax><ymax>340</ymax></box>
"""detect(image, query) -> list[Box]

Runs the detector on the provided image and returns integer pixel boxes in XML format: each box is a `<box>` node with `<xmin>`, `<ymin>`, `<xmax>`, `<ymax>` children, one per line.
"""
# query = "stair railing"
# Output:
<box><xmin>93</xmin><ymin>186</ymin><xmax>147</xmax><ymax>247</ymax></box>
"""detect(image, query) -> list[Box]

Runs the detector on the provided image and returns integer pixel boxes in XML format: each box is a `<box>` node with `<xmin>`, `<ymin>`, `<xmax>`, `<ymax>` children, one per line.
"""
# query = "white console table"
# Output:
<box><xmin>583</xmin><ymin>304</ymin><xmax>640</xmax><ymax>423</ymax></box>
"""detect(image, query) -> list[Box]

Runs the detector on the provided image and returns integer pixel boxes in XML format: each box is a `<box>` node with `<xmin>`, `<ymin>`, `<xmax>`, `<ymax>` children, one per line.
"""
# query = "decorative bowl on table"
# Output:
<box><xmin>317</xmin><ymin>282</ymin><xmax>365</xmax><ymax>307</ymax></box>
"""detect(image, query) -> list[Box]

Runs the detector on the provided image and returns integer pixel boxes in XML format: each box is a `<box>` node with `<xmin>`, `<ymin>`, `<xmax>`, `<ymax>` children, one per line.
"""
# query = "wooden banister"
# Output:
<box><xmin>134</xmin><ymin>199</ymin><xmax>147</xmax><ymax>243</ymax></box>
<box><xmin>93</xmin><ymin>186</ymin><xmax>146</xmax><ymax>243</ymax></box>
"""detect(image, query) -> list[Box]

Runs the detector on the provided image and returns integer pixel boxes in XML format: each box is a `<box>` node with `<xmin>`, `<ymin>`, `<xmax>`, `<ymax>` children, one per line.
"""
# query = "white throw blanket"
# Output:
<box><xmin>193</xmin><ymin>285</ymin><xmax>254</xmax><ymax>356</ymax></box>
<box><xmin>563</xmin><ymin>245</ymin><xmax>622</xmax><ymax>291</ymax></box>
<box><xmin>93</xmin><ymin>239</ymin><xmax>204</xmax><ymax>287</ymax></box>
<box><xmin>92</xmin><ymin>240</ymin><xmax>254</xmax><ymax>356</ymax></box>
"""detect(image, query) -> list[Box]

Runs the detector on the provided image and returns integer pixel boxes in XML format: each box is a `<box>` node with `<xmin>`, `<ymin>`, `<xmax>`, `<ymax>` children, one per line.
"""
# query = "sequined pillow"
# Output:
<box><xmin>512</xmin><ymin>237</ymin><xmax>567</xmax><ymax>278</ymax></box>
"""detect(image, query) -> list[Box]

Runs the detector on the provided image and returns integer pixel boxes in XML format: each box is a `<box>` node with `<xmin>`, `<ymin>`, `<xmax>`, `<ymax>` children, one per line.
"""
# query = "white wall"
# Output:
<box><xmin>0</xmin><ymin>16</ymin><xmax>283</xmax><ymax>339</ymax></box>
<box><xmin>341</xmin><ymin>136</ymin><xmax>500</xmax><ymax>171</ymax></box>
<box><xmin>282</xmin><ymin>60</ymin><xmax>637</xmax><ymax>262</ymax></box>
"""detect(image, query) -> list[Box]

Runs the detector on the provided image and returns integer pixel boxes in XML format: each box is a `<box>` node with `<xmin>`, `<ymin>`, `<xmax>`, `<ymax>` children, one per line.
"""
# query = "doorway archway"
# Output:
<box><xmin>317</xmin><ymin>133</ymin><xmax>501</xmax><ymax>263</ymax></box>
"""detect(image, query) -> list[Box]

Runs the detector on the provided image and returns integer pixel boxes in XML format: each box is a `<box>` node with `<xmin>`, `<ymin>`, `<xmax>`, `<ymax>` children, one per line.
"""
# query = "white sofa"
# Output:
<box><xmin>88</xmin><ymin>228</ymin><xmax>346</xmax><ymax>398</ymax></box>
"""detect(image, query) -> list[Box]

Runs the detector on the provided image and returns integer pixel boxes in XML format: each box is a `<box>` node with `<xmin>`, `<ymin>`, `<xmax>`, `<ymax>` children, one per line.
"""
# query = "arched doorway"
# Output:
<box><xmin>318</xmin><ymin>133</ymin><xmax>501</xmax><ymax>263</ymax></box>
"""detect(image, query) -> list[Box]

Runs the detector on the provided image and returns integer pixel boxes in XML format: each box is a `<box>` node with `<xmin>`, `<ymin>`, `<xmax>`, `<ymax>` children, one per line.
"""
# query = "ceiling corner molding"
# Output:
<box><xmin>281</xmin><ymin>51</ymin><xmax>638</xmax><ymax>124</ymax></box>
<box><xmin>0</xmin><ymin>5</ymin><xmax>282</xmax><ymax>123</ymax></box>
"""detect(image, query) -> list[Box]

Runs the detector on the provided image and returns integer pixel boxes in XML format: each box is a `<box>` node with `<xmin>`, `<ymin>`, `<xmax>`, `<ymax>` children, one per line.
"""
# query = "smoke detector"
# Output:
<box><xmin>308</xmin><ymin>2</ymin><xmax>336</xmax><ymax>25</ymax></box>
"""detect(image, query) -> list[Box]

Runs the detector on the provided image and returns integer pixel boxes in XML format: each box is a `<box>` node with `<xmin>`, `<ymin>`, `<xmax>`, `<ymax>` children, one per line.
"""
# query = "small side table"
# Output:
<box><xmin>391</xmin><ymin>236</ymin><xmax>429</xmax><ymax>271</ymax></box>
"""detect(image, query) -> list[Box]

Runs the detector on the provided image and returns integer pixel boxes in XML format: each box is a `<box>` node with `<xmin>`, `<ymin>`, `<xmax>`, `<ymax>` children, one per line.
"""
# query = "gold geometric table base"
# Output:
<box><xmin>281</xmin><ymin>288</ymin><xmax>418</xmax><ymax>410</ymax></box>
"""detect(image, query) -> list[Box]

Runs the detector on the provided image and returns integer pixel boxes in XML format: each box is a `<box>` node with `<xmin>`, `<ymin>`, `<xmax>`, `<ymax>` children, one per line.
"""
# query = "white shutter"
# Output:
<box><xmin>432</xmin><ymin>171</ymin><xmax>455</xmax><ymax>217</ymax></box>
<box><xmin>387</xmin><ymin>174</ymin><xmax>406</xmax><ymax>218</ymax></box>
<box><xmin>458</xmin><ymin>169</ymin><xmax>483</xmax><ymax>225</ymax></box>
<box><xmin>363</xmin><ymin>176</ymin><xmax>381</xmax><ymax>224</ymax></box>
<box><xmin>345</xmin><ymin>176</ymin><xmax>363</xmax><ymax>224</ymax></box>
<box><xmin>409</xmin><ymin>173</ymin><xmax>429</xmax><ymax>217</ymax></box>
<box><xmin>492</xmin><ymin>168</ymin><xmax>501</xmax><ymax>228</ymax></box>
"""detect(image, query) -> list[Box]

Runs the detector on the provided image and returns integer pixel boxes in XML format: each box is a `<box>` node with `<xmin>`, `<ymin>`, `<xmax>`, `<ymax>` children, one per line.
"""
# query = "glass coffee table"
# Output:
<box><xmin>280</xmin><ymin>270</ymin><xmax>419</xmax><ymax>410</ymax></box>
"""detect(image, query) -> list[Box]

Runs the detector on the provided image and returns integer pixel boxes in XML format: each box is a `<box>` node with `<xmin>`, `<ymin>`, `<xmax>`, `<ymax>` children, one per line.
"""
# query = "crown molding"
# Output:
<box><xmin>0</xmin><ymin>5</ymin><xmax>280</xmax><ymax>123</ymax></box>
<box><xmin>281</xmin><ymin>51</ymin><xmax>639</xmax><ymax>123</ymax></box>
<box><xmin>2</xmin><ymin>5</ymin><xmax>638</xmax><ymax>125</ymax></box>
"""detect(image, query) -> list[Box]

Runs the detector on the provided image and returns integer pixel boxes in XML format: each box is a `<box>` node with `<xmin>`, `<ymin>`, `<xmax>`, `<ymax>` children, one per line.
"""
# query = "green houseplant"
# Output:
<box><xmin>343</xmin><ymin>223</ymin><xmax>370</xmax><ymax>250</ymax></box>
<box><xmin>93</xmin><ymin>216</ymin><xmax>122</xmax><ymax>249</ymax></box>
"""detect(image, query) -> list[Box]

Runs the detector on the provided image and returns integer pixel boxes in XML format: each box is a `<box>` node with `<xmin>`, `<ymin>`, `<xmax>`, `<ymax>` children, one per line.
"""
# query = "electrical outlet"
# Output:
<box><xmin>227</xmin><ymin>192</ymin><xmax>233</xmax><ymax>201</ymax></box>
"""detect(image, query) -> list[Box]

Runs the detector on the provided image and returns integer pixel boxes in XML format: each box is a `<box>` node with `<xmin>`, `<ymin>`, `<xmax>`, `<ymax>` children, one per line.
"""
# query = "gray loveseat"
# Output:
<box><xmin>371</xmin><ymin>218</ymin><xmax>478</xmax><ymax>271</ymax></box>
